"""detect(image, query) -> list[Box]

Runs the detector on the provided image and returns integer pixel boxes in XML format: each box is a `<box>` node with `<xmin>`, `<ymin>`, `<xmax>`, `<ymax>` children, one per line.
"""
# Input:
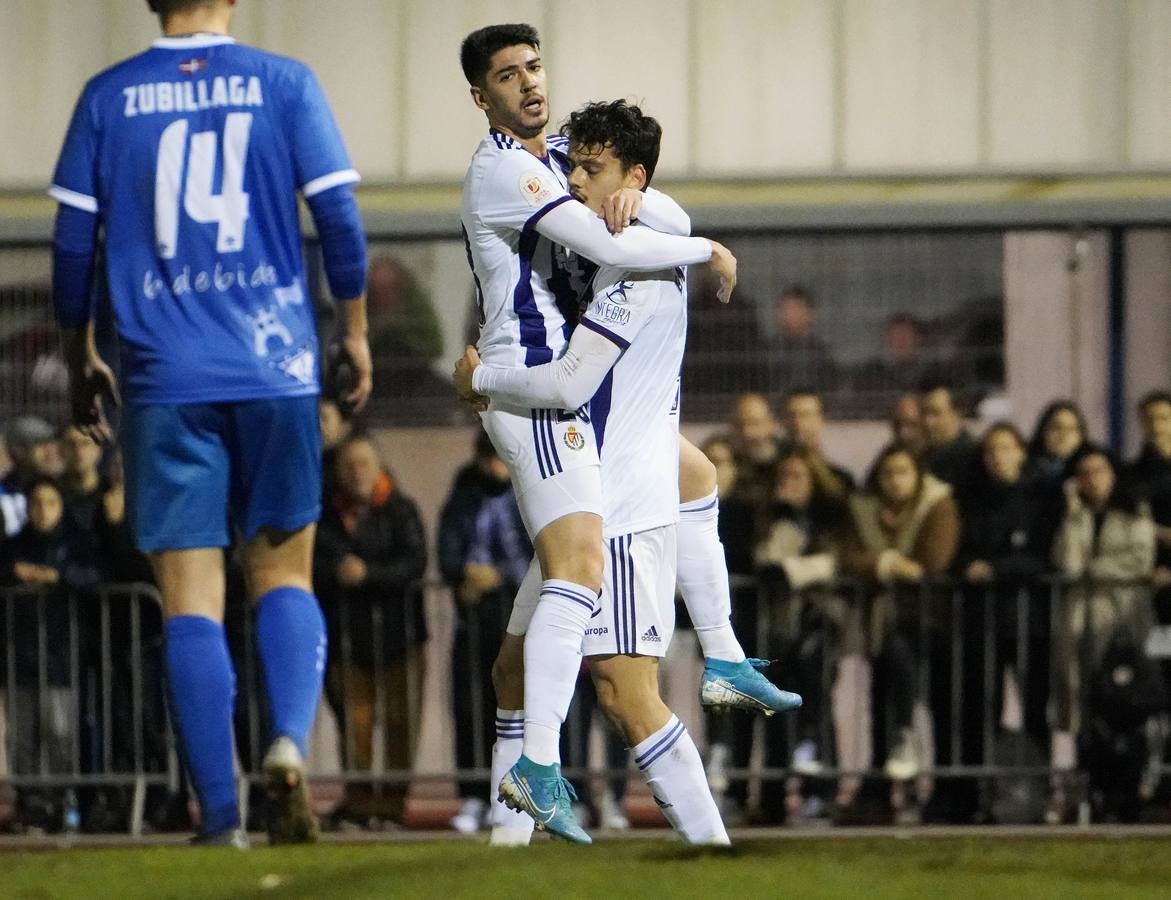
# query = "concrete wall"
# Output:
<box><xmin>3</xmin><ymin>0</ymin><xmax>1170</xmax><ymax>187</ymax></box>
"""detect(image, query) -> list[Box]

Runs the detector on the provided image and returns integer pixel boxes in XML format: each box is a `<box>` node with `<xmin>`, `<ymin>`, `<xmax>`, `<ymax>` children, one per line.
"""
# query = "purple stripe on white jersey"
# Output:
<box><xmin>579</xmin><ymin>315</ymin><xmax>631</xmax><ymax>350</ymax></box>
<box><xmin>522</xmin><ymin>194</ymin><xmax>573</xmax><ymax>234</ymax></box>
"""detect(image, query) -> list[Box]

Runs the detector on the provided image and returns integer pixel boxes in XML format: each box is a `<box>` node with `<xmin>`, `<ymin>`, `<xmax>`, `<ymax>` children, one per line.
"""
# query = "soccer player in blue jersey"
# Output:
<box><xmin>50</xmin><ymin>0</ymin><xmax>370</xmax><ymax>847</ymax></box>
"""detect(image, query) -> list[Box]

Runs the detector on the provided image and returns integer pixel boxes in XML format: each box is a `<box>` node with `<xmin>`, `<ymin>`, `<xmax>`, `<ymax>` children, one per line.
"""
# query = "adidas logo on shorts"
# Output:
<box><xmin>641</xmin><ymin>625</ymin><xmax>662</xmax><ymax>643</ymax></box>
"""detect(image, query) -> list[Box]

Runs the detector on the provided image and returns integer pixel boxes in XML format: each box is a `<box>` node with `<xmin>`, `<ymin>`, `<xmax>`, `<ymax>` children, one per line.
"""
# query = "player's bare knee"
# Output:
<box><xmin>679</xmin><ymin>439</ymin><xmax>717</xmax><ymax>502</ymax></box>
<box><xmin>535</xmin><ymin>513</ymin><xmax>604</xmax><ymax>593</ymax></box>
<box><xmin>540</xmin><ymin>545</ymin><xmax>603</xmax><ymax>593</ymax></box>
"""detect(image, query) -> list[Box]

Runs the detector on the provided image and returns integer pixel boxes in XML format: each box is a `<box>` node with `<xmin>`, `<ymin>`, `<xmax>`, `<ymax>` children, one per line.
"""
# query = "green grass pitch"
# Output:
<box><xmin>4</xmin><ymin>836</ymin><xmax>1171</xmax><ymax>899</ymax></box>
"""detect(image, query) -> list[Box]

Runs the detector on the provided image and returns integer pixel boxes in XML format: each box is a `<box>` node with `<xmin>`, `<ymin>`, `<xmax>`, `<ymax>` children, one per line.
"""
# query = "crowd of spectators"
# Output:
<box><xmin>0</xmin><ymin>400</ymin><xmax>433</xmax><ymax>835</ymax></box>
<box><xmin>4</xmin><ymin>381</ymin><xmax>1171</xmax><ymax>833</ymax></box>
<box><xmin>701</xmin><ymin>384</ymin><xmax>1171</xmax><ymax>826</ymax></box>
<box><xmin>682</xmin><ymin>282</ymin><xmax>1000</xmax><ymax>419</ymax></box>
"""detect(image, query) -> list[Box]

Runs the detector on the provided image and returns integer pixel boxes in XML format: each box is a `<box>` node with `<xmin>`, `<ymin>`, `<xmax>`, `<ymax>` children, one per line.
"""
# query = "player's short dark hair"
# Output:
<box><xmin>147</xmin><ymin>0</ymin><xmax>217</xmax><ymax>21</ymax></box>
<box><xmin>560</xmin><ymin>99</ymin><xmax>662</xmax><ymax>188</ymax></box>
<box><xmin>460</xmin><ymin>24</ymin><xmax>541</xmax><ymax>86</ymax></box>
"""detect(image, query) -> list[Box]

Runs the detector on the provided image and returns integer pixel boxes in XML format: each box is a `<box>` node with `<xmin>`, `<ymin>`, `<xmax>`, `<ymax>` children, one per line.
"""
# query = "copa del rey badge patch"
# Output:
<box><xmin>519</xmin><ymin>171</ymin><xmax>554</xmax><ymax>206</ymax></box>
<box><xmin>563</xmin><ymin>425</ymin><xmax>586</xmax><ymax>451</ymax></box>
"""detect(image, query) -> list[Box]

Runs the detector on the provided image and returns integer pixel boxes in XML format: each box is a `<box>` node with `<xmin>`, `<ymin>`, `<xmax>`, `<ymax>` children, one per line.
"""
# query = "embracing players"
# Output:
<box><xmin>466</xmin><ymin>98</ymin><xmax>738</xmax><ymax>844</ymax></box>
<box><xmin>49</xmin><ymin>0</ymin><xmax>370</xmax><ymax>845</ymax></box>
<box><xmin>457</xmin><ymin>24</ymin><xmax>799</xmax><ymax>844</ymax></box>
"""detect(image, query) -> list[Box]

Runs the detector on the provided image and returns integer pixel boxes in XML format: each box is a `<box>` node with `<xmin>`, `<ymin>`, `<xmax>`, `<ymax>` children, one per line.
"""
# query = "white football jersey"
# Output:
<box><xmin>460</xmin><ymin>131</ymin><xmax>583</xmax><ymax>369</ymax></box>
<box><xmin>580</xmin><ymin>267</ymin><xmax>687</xmax><ymax>537</ymax></box>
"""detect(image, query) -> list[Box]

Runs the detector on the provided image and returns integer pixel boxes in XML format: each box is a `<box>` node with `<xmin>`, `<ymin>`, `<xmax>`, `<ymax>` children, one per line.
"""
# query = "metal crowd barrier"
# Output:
<box><xmin>706</xmin><ymin>572</ymin><xmax>1170</xmax><ymax>821</ymax></box>
<box><xmin>3</xmin><ymin>573</ymin><xmax>1167</xmax><ymax>832</ymax></box>
<box><xmin>0</xmin><ymin>582</ymin><xmax>173</xmax><ymax>835</ymax></box>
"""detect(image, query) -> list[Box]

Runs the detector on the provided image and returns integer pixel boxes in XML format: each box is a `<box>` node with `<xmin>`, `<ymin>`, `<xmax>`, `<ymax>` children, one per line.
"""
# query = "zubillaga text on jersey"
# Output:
<box><xmin>122</xmin><ymin>75</ymin><xmax>264</xmax><ymax>118</ymax></box>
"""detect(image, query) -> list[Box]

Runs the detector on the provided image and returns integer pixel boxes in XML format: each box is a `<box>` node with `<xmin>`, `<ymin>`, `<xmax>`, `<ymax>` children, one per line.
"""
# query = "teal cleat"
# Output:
<box><xmin>700</xmin><ymin>658</ymin><xmax>803</xmax><ymax>717</ymax></box>
<box><xmin>498</xmin><ymin>755</ymin><xmax>592</xmax><ymax>844</ymax></box>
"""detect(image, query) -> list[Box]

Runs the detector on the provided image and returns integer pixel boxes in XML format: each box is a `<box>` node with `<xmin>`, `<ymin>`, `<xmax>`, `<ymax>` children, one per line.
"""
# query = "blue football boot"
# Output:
<box><xmin>498</xmin><ymin>755</ymin><xmax>591</xmax><ymax>844</ymax></box>
<box><xmin>700</xmin><ymin>658</ymin><xmax>803</xmax><ymax>717</ymax></box>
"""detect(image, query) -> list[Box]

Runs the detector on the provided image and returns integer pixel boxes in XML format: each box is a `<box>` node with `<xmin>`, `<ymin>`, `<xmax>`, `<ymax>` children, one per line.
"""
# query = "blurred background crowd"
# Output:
<box><xmin>4</xmin><ymin>349</ymin><xmax>1171</xmax><ymax>835</ymax></box>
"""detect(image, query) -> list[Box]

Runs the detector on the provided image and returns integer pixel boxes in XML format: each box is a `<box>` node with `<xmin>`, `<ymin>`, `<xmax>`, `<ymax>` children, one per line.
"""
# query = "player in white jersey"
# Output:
<box><xmin>458</xmin><ymin>25</ymin><xmax>738</xmax><ymax>843</ymax></box>
<box><xmin>465</xmin><ymin>100</ymin><xmax>735</xmax><ymax>843</ymax></box>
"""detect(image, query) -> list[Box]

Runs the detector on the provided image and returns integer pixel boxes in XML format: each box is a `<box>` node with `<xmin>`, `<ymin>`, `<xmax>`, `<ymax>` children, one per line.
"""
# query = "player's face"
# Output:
<box><xmin>472</xmin><ymin>45</ymin><xmax>548</xmax><ymax>139</ymax></box>
<box><xmin>566</xmin><ymin>143</ymin><xmax>643</xmax><ymax>214</ymax></box>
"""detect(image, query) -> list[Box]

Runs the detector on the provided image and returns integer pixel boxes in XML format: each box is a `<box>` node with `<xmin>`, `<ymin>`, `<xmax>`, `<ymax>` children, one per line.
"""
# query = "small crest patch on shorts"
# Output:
<box><xmin>563</xmin><ymin>425</ymin><xmax>586</xmax><ymax>451</ymax></box>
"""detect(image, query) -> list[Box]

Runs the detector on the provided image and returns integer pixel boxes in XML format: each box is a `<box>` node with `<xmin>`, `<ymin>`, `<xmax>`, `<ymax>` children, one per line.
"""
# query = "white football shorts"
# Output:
<box><xmin>480</xmin><ymin>403</ymin><xmax>602</xmax><ymax>539</ymax></box>
<box><xmin>585</xmin><ymin>524</ymin><xmax>677</xmax><ymax>658</ymax></box>
<box><xmin>505</xmin><ymin>526</ymin><xmax>677</xmax><ymax>658</ymax></box>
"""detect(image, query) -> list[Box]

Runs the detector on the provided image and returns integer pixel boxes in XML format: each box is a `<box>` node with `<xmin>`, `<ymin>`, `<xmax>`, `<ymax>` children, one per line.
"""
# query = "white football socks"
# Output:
<box><xmin>488</xmin><ymin>708</ymin><xmax>534</xmax><ymax>845</ymax></box>
<box><xmin>677</xmin><ymin>489</ymin><xmax>746</xmax><ymax>663</ymax></box>
<box><xmin>522</xmin><ymin>580</ymin><xmax>595</xmax><ymax>765</ymax></box>
<box><xmin>634</xmin><ymin>714</ymin><xmax>729</xmax><ymax>845</ymax></box>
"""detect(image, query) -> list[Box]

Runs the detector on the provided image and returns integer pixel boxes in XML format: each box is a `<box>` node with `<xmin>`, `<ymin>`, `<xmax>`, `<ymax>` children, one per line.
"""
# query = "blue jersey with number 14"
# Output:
<box><xmin>50</xmin><ymin>34</ymin><xmax>359</xmax><ymax>404</ymax></box>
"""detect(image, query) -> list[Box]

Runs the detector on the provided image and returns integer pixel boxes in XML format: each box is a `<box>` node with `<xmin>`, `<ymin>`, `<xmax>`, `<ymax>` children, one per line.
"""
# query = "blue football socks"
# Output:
<box><xmin>164</xmin><ymin>615</ymin><xmax>240</xmax><ymax>835</ymax></box>
<box><xmin>255</xmin><ymin>586</ymin><xmax>327</xmax><ymax>757</ymax></box>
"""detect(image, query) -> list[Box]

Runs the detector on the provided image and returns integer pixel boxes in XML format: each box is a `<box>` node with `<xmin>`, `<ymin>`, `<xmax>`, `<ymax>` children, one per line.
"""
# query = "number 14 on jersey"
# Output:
<box><xmin>155</xmin><ymin>112</ymin><xmax>252</xmax><ymax>259</ymax></box>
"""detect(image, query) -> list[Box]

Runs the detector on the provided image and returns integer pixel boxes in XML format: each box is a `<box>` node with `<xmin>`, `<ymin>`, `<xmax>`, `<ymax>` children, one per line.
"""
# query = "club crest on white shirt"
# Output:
<box><xmin>563</xmin><ymin>425</ymin><xmax>587</xmax><ymax>451</ymax></box>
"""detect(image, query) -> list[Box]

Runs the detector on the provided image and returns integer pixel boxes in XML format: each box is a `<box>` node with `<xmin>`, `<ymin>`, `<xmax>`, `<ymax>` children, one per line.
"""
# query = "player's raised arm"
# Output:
<box><xmin>463</xmin><ymin>325</ymin><xmax>621</xmax><ymax>411</ymax></box>
<box><xmin>527</xmin><ymin>190</ymin><xmax>735</xmax><ymax>301</ymax></box>
<box><xmin>532</xmin><ymin>199</ymin><xmax>712</xmax><ymax>272</ymax></box>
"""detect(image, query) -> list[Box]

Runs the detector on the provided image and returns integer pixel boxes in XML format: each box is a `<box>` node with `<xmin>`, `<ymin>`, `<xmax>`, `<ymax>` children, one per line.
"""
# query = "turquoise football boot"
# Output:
<box><xmin>700</xmin><ymin>658</ymin><xmax>803</xmax><ymax>717</ymax></box>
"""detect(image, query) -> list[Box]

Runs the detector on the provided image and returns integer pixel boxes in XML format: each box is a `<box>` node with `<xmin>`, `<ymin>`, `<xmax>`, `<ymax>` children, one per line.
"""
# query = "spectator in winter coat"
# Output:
<box><xmin>314</xmin><ymin>433</ymin><xmax>427</xmax><ymax>824</ymax></box>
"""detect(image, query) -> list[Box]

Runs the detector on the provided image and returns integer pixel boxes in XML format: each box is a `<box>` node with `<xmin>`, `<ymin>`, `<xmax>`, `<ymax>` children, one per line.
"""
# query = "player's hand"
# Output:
<box><xmin>341</xmin><ymin>332</ymin><xmax>373</xmax><ymax>413</ymax></box>
<box><xmin>70</xmin><ymin>352</ymin><xmax>120</xmax><ymax>445</ymax></box>
<box><xmin>706</xmin><ymin>240</ymin><xmax>737</xmax><ymax>303</ymax></box>
<box><xmin>601</xmin><ymin>188</ymin><xmax>643</xmax><ymax>234</ymax></box>
<box><xmin>453</xmin><ymin>346</ymin><xmax>489</xmax><ymax>411</ymax></box>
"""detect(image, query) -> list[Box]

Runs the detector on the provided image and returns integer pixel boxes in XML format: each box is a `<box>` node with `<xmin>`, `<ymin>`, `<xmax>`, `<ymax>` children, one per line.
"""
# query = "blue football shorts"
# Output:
<box><xmin>121</xmin><ymin>395</ymin><xmax>322</xmax><ymax>552</ymax></box>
